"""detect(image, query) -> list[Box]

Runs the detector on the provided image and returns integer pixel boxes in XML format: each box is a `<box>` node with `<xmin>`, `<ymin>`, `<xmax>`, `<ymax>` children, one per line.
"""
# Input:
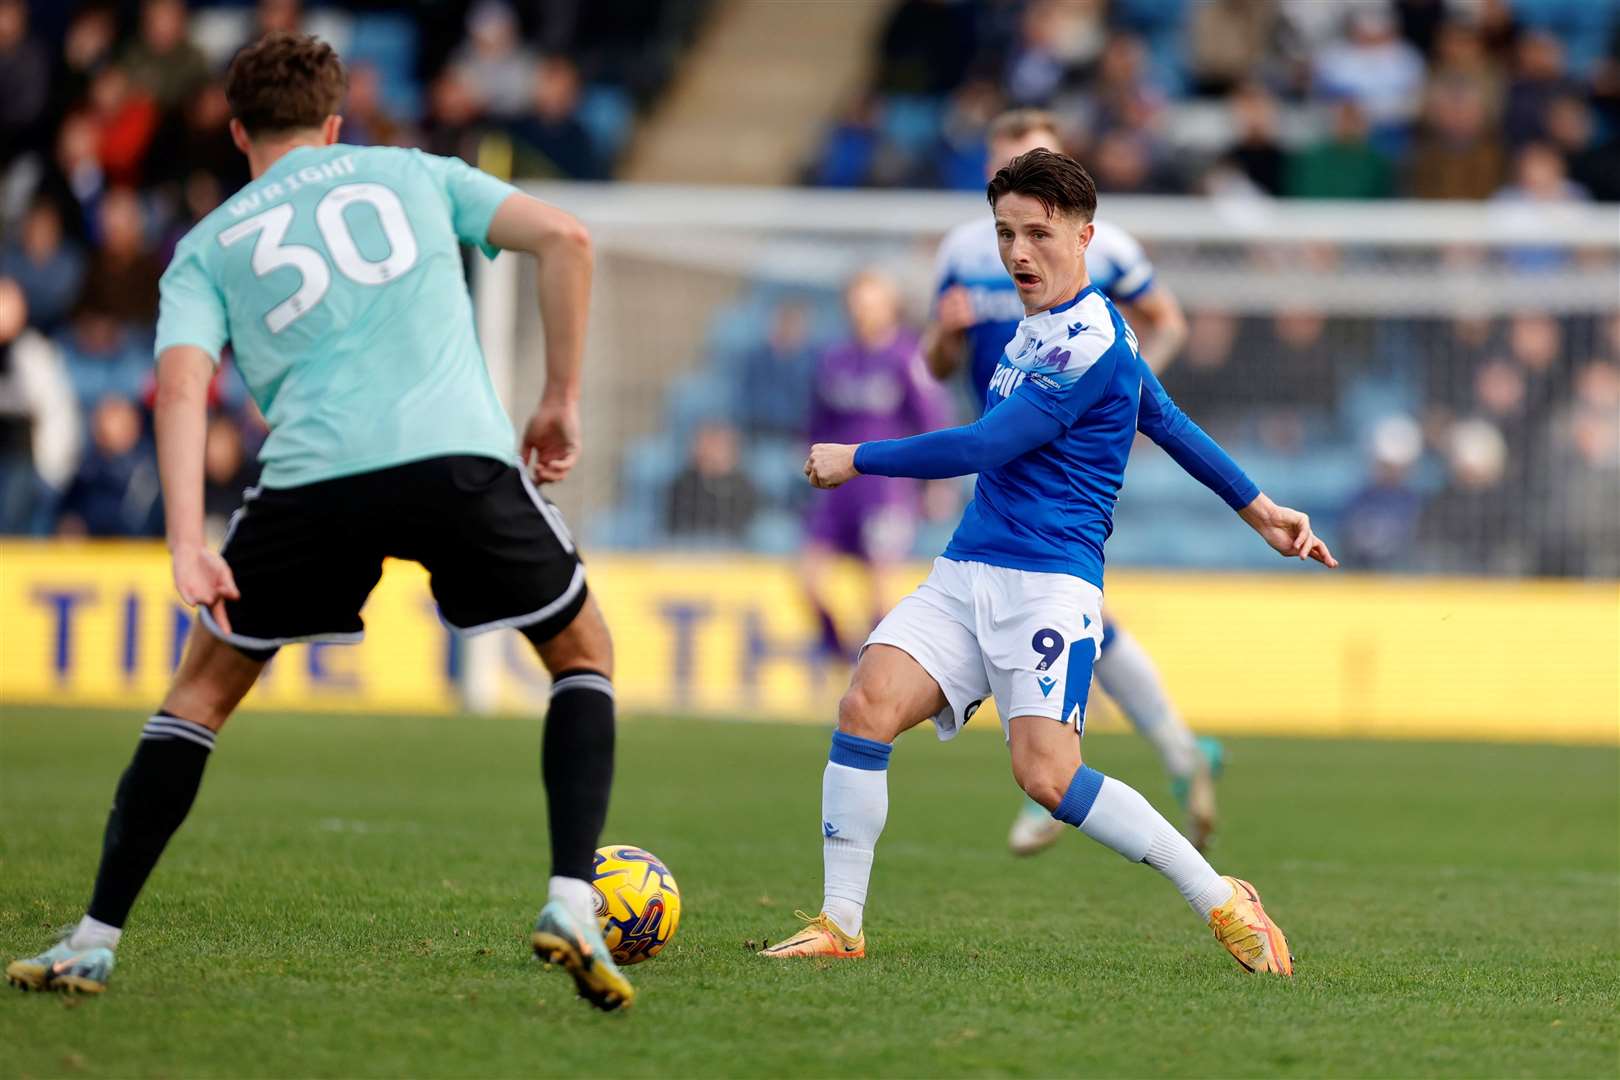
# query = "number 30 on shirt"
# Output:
<box><xmin>217</xmin><ymin>182</ymin><xmax>418</xmax><ymax>333</ymax></box>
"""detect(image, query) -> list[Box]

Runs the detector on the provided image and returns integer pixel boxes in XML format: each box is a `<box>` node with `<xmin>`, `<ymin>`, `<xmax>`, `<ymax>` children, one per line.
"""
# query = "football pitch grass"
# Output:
<box><xmin>2</xmin><ymin>706</ymin><xmax>1616</xmax><ymax>1078</ymax></box>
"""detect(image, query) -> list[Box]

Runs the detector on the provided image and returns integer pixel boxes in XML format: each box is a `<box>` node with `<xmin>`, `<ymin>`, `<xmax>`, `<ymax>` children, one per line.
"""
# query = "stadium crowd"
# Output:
<box><xmin>0</xmin><ymin>0</ymin><xmax>705</xmax><ymax>540</ymax></box>
<box><xmin>812</xmin><ymin>0</ymin><xmax>1620</xmax><ymax>202</ymax></box>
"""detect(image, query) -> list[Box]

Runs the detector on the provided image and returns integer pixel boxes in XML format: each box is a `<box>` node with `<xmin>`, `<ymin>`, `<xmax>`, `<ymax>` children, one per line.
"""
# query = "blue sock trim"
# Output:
<box><xmin>1052</xmin><ymin>765</ymin><xmax>1105</xmax><ymax>826</ymax></box>
<box><xmin>828</xmin><ymin>730</ymin><xmax>892</xmax><ymax>771</ymax></box>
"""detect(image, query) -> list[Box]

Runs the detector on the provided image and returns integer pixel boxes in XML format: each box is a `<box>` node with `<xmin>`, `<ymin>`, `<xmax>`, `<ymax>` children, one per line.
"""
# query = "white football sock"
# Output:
<box><xmin>1063</xmin><ymin>771</ymin><xmax>1232</xmax><ymax>919</ymax></box>
<box><xmin>821</xmin><ymin>760</ymin><xmax>888</xmax><ymax>937</ymax></box>
<box><xmin>1094</xmin><ymin>626</ymin><xmax>1200</xmax><ymax>780</ymax></box>
<box><xmin>548</xmin><ymin>875</ymin><xmax>597</xmax><ymax>927</ymax></box>
<box><xmin>68</xmin><ymin>914</ymin><xmax>122</xmax><ymax>951</ymax></box>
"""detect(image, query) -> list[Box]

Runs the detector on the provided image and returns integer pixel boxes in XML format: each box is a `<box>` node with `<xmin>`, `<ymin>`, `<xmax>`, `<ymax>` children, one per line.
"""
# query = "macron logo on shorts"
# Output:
<box><xmin>1037</xmin><ymin>676</ymin><xmax>1056</xmax><ymax>697</ymax></box>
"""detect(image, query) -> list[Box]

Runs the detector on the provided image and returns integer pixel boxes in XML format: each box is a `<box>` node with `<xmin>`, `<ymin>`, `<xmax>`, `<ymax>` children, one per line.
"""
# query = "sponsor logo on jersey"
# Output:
<box><xmin>988</xmin><ymin>362</ymin><xmax>1028</xmax><ymax>398</ymax></box>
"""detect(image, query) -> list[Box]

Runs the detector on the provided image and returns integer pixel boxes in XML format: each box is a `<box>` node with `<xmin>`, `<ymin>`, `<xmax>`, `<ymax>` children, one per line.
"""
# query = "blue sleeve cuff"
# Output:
<box><xmin>852</xmin><ymin>442</ymin><xmax>876</xmax><ymax>475</ymax></box>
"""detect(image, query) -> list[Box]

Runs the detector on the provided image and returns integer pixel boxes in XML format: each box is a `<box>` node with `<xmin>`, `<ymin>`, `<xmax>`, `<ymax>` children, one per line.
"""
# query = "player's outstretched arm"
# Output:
<box><xmin>155</xmin><ymin>345</ymin><xmax>241</xmax><ymax>629</ymax></box>
<box><xmin>1136</xmin><ymin>365</ymin><xmax>1337</xmax><ymax>568</ymax></box>
<box><xmin>1237</xmin><ymin>492</ymin><xmax>1338</xmax><ymax>567</ymax></box>
<box><xmin>805</xmin><ymin>392</ymin><xmax>1064</xmax><ymax>488</ymax></box>
<box><xmin>487</xmin><ymin>193</ymin><xmax>593</xmax><ymax>483</ymax></box>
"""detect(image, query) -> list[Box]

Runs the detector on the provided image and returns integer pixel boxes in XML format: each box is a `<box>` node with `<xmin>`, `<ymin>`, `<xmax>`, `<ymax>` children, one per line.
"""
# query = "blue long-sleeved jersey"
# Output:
<box><xmin>855</xmin><ymin>284</ymin><xmax>1257</xmax><ymax>588</ymax></box>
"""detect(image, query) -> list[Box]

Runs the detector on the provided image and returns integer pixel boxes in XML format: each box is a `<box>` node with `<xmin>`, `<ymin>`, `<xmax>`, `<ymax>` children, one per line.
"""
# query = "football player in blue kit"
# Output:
<box><xmin>924</xmin><ymin>109</ymin><xmax>1220</xmax><ymax>855</ymax></box>
<box><xmin>765</xmin><ymin>149</ymin><xmax>1335</xmax><ymax>973</ymax></box>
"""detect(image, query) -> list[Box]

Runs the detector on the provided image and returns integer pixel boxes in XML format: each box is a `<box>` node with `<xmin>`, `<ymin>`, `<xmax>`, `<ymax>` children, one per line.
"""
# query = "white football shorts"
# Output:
<box><xmin>863</xmin><ymin>557</ymin><xmax>1105</xmax><ymax>741</ymax></box>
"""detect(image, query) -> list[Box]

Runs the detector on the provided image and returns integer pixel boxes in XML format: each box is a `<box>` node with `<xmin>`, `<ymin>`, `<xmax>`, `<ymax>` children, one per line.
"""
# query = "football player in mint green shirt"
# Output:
<box><xmin>6</xmin><ymin>32</ymin><xmax>633</xmax><ymax>1012</ymax></box>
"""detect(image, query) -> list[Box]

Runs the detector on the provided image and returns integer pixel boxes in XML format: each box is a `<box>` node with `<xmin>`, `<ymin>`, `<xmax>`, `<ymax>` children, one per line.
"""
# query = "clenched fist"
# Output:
<box><xmin>805</xmin><ymin>443</ymin><xmax>860</xmax><ymax>489</ymax></box>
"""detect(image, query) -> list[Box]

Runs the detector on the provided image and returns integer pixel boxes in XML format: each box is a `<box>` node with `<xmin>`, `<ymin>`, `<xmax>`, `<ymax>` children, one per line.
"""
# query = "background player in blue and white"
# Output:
<box><xmin>6</xmin><ymin>33</ymin><xmax>632</xmax><ymax>1011</ymax></box>
<box><xmin>764</xmin><ymin>149</ymin><xmax>1336</xmax><ymax>973</ymax></box>
<box><xmin>923</xmin><ymin>109</ymin><xmax>1221</xmax><ymax>856</ymax></box>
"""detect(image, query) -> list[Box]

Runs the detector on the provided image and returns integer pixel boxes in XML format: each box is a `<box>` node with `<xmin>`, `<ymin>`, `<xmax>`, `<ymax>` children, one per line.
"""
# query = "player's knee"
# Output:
<box><xmin>1011</xmin><ymin>758</ymin><xmax>1070</xmax><ymax>812</ymax></box>
<box><xmin>535</xmin><ymin>598</ymin><xmax>614</xmax><ymax>679</ymax></box>
<box><xmin>836</xmin><ymin>684</ymin><xmax>895</xmax><ymax>742</ymax></box>
<box><xmin>160</xmin><ymin>680</ymin><xmax>236</xmax><ymax>732</ymax></box>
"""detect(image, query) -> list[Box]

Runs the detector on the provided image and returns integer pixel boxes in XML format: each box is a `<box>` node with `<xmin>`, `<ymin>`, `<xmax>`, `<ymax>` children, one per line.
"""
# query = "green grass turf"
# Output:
<box><xmin>1</xmin><ymin>706</ymin><xmax>1616</xmax><ymax>1078</ymax></box>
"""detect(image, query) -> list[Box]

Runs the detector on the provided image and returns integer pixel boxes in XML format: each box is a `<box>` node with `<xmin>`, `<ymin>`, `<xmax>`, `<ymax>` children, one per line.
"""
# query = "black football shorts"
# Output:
<box><xmin>199</xmin><ymin>454</ymin><xmax>587</xmax><ymax>659</ymax></box>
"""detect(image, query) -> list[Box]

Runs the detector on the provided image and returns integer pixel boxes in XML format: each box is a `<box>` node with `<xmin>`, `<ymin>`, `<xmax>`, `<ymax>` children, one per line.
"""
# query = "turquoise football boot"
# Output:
<box><xmin>7</xmin><ymin>936</ymin><xmax>115</xmax><ymax>994</ymax></box>
<box><xmin>531</xmin><ymin>899</ymin><xmax>634</xmax><ymax>1012</ymax></box>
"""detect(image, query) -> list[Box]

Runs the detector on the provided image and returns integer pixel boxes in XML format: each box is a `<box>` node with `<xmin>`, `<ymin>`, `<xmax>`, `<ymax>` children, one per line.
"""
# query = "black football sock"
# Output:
<box><xmin>541</xmin><ymin>670</ymin><xmax>615</xmax><ymax>882</ymax></box>
<box><xmin>85</xmin><ymin>711</ymin><xmax>216</xmax><ymax>928</ymax></box>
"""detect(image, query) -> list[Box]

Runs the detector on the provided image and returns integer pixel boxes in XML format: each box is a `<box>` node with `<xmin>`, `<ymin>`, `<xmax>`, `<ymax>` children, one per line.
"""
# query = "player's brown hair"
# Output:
<box><xmin>987</xmin><ymin>108</ymin><xmax>1061</xmax><ymax>146</ymax></box>
<box><xmin>225</xmin><ymin>31</ymin><xmax>347</xmax><ymax>137</ymax></box>
<box><xmin>986</xmin><ymin>148</ymin><xmax>1097</xmax><ymax>222</ymax></box>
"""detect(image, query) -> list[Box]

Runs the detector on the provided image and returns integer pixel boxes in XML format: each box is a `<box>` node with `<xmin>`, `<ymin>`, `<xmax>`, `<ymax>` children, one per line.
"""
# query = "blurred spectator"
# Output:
<box><xmin>812</xmin><ymin>97</ymin><xmax>883</xmax><ymax>188</ymax></box>
<box><xmin>144</xmin><ymin>83</ymin><xmax>247</xmax><ymax>195</ymax></box>
<box><xmin>1492</xmin><ymin>142</ymin><xmax>1593</xmax><ymax>272</ymax></box>
<box><xmin>58</xmin><ymin>312</ymin><xmax>151</xmax><ymax>411</ymax></box>
<box><xmin>876</xmin><ymin>0</ymin><xmax>979</xmax><ymax>96</ymax></box>
<box><xmin>1286</xmin><ymin>100</ymin><xmax>1394</xmax><ymax>200</ymax></box>
<box><xmin>1004</xmin><ymin>0</ymin><xmax>1105</xmax><ymax>106</ymax></box>
<box><xmin>802</xmin><ymin>271</ymin><xmax>947</xmax><ymax>658</ymax></box>
<box><xmin>663</xmin><ymin>421</ymin><xmax>758</xmax><ymax>542</ymax></box>
<box><xmin>1419</xmin><ymin>418</ymin><xmax>1519</xmax><ymax>573</ymax></box>
<box><xmin>1312</xmin><ymin>5</ymin><xmax>1426</xmax><ymax>152</ymax></box>
<box><xmin>257</xmin><ymin>0</ymin><xmax>303</xmax><ymax>36</ymax></box>
<box><xmin>1090</xmin><ymin>128</ymin><xmax>1178</xmax><ymax>194</ymax></box>
<box><xmin>121</xmin><ymin>0</ymin><xmax>210</xmax><ymax>111</ymax></box>
<box><xmin>0</xmin><ymin>278</ymin><xmax>79</xmax><ymax>535</ymax></box>
<box><xmin>1428</xmin><ymin>16</ymin><xmax>1505</xmax><ymax>119</ymax></box>
<box><xmin>0</xmin><ymin>0</ymin><xmax>50</xmax><ymax>162</ymax></box>
<box><xmin>0</xmin><ymin>199</ymin><xmax>86</xmax><ymax>335</ymax></box>
<box><xmin>341</xmin><ymin>64</ymin><xmax>410</xmax><ymax>149</ymax></box>
<box><xmin>1262</xmin><ymin>308</ymin><xmax>1340</xmax><ymax>415</ymax></box>
<box><xmin>87</xmin><ymin>66</ymin><xmax>161</xmax><ymax>189</ymax></box>
<box><xmin>56</xmin><ymin>394</ymin><xmax>161</xmax><ymax>538</ymax></box>
<box><xmin>510</xmin><ymin>57</ymin><xmax>601</xmax><ymax>180</ymax></box>
<box><xmin>934</xmin><ymin>79</ymin><xmax>1002</xmax><ymax>190</ymax></box>
<box><xmin>1085</xmin><ymin>34</ymin><xmax>1166</xmax><ymax>136</ymax></box>
<box><xmin>75</xmin><ymin>188</ymin><xmax>162</xmax><ymax>327</ymax></box>
<box><xmin>1502</xmin><ymin>32</ymin><xmax>1580</xmax><ymax>147</ymax></box>
<box><xmin>1469</xmin><ymin>357</ymin><xmax>1533</xmax><ymax>468</ymax></box>
<box><xmin>1493</xmin><ymin>140</ymin><xmax>1590</xmax><ymax>207</ymax></box>
<box><xmin>451</xmin><ymin>1</ymin><xmax>538</xmax><ymax>120</ymax></box>
<box><xmin>1539</xmin><ymin>359</ymin><xmax>1620</xmax><ymax>576</ymax></box>
<box><xmin>203</xmin><ymin>414</ymin><xmax>258</xmax><ymax>536</ymax></box>
<box><xmin>1222</xmin><ymin>82</ymin><xmax>1286</xmax><ymax>196</ymax></box>
<box><xmin>159</xmin><ymin>171</ymin><xmax>226</xmax><ymax>263</ymax></box>
<box><xmin>421</xmin><ymin>67</ymin><xmax>485</xmax><ymax>163</ymax></box>
<box><xmin>1406</xmin><ymin>77</ymin><xmax>1507</xmax><ymax>199</ymax></box>
<box><xmin>1340</xmin><ymin>414</ymin><xmax>1424</xmax><ymax>570</ymax></box>
<box><xmin>1187</xmin><ymin>0</ymin><xmax>1280</xmax><ymax>98</ymax></box>
<box><xmin>50</xmin><ymin>6</ymin><xmax>119</xmax><ymax>126</ymax></box>
<box><xmin>144</xmin><ymin>81</ymin><xmax>247</xmax><ymax>195</ymax></box>
<box><xmin>56</xmin><ymin>111</ymin><xmax>109</xmax><ymax>223</ymax></box>
<box><xmin>1164</xmin><ymin>309</ymin><xmax>1243</xmax><ymax>438</ymax></box>
<box><xmin>1505</xmin><ymin>313</ymin><xmax>1566</xmax><ymax>419</ymax></box>
<box><xmin>736</xmin><ymin>303</ymin><xmax>815</xmax><ymax>440</ymax></box>
<box><xmin>1542</xmin><ymin>93</ymin><xmax>1620</xmax><ymax>202</ymax></box>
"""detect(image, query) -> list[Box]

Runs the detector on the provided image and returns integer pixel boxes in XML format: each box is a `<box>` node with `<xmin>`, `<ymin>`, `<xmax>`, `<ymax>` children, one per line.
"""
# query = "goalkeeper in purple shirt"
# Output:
<box><xmin>801</xmin><ymin>270</ymin><xmax>951</xmax><ymax>660</ymax></box>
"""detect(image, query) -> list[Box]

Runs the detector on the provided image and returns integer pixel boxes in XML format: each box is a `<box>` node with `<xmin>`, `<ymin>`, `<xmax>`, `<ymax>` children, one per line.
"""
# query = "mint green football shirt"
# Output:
<box><xmin>156</xmin><ymin>144</ymin><xmax>521</xmax><ymax>488</ymax></box>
